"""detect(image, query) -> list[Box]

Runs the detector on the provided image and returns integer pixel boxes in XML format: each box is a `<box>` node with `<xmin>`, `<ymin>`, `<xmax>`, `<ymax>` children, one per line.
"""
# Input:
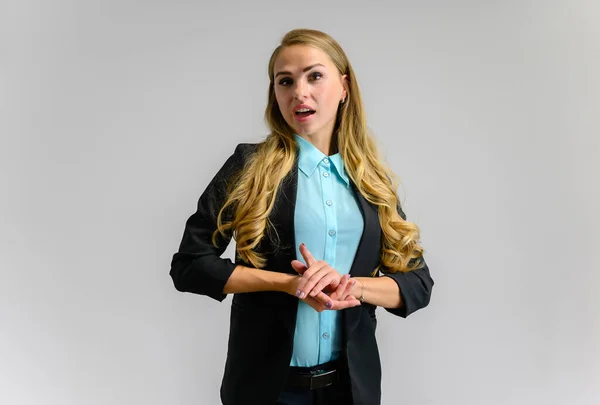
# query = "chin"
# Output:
<box><xmin>293</xmin><ymin>124</ymin><xmax>319</xmax><ymax>136</ymax></box>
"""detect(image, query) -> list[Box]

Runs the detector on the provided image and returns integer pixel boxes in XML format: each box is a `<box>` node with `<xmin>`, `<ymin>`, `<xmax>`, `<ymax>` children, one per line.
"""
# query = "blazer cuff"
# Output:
<box><xmin>381</xmin><ymin>260</ymin><xmax>433</xmax><ymax>318</ymax></box>
<box><xmin>190</xmin><ymin>256</ymin><xmax>237</xmax><ymax>301</ymax></box>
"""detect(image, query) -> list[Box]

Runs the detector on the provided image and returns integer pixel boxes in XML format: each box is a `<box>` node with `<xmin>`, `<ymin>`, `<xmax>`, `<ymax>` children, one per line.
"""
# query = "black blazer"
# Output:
<box><xmin>170</xmin><ymin>143</ymin><xmax>434</xmax><ymax>405</ymax></box>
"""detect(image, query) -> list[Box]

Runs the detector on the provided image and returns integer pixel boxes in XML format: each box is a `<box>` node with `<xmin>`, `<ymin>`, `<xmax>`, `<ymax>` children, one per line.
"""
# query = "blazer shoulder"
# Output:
<box><xmin>212</xmin><ymin>142</ymin><xmax>260</xmax><ymax>184</ymax></box>
<box><xmin>233</xmin><ymin>142</ymin><xmax>261</xmax><ymax>162</ymax></box>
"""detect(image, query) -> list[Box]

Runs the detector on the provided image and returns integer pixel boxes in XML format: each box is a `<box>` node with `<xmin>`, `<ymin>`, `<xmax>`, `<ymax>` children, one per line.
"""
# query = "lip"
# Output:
<box><xmin>294</xmin><ymin>111</ymin><xmax>315</xmax><ymax>123</ymax></box>
<box><xmin>293</xmin><ymin>104</ymin><xmax>316</xmax><ymax>123</ymax></box>
<box><xmin>293</xmin><ymin>103</ymin><xmax>315</xmax><ymax>113</ymax></box>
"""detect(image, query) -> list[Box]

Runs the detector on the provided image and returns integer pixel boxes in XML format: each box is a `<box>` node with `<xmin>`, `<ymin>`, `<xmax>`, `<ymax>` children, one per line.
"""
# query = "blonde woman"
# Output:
<box><xmin>170</xmin><ymin>28</ymin><xmax>434</xmax><ymax>405</ymax></box>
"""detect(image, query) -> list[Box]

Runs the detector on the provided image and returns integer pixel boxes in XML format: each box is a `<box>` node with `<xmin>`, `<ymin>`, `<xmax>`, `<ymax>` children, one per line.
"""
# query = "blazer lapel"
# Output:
<box><xmin>345</xmin><ymin>183</ymin><xmax>381</xmax><ymax>335</ymax></box>
<box><xmin>272</xmin><ymin>153</ymin><xmax>299</xmax><ymax>274</ymax></box>
<box><xmin>348</xmin><ymin>182</ymin><xmax>380</xmax><ymax>277</ymax></box>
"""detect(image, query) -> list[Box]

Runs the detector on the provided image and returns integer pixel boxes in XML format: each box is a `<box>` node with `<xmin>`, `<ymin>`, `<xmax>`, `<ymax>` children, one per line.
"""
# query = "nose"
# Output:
<box><xmin>292</xmin><ymin>79</ymin><xmax>306</xmax><ymax>100</ymax></box>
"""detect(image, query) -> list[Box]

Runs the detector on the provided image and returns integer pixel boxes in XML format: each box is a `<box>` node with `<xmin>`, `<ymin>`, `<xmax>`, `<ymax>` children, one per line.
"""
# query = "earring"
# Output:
<box><xmin>340</xmin><ymin>97</ymin><xmax>346</xmax><ymax>104</ymax></box>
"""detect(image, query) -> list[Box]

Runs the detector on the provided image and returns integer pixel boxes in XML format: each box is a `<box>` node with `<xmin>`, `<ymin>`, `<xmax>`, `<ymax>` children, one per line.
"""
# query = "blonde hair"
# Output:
<box><xmin>213</xmin><ymin>28</ymin><xmax>424</xmax><ymax>274</ymax></box>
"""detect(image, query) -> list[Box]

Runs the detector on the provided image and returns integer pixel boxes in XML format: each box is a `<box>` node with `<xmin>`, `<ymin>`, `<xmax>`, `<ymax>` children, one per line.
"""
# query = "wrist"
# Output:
<box><xmin>279</xmin><ymin>273</ymin><xmax>299</xmax><ymax>296</ymax></box>
<box><xmin>352</xmin><ymin>277</ymin><xmax>365</xmax><ymax>302</ymax></box>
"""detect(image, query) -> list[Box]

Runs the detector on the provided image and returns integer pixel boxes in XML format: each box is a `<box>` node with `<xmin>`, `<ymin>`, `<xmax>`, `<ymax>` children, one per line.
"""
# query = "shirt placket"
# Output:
<box><xmin>317</xmin><ymin>156</ymin><xmax>337</xmax><ymax>364</ymax></box>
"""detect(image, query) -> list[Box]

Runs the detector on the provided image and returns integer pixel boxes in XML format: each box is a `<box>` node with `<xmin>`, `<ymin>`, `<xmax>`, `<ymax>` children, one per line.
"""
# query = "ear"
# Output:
<box><xmin>341</xmin><ymin>74</ymin><xmax>349</xmax><ymax>100</ymax></box>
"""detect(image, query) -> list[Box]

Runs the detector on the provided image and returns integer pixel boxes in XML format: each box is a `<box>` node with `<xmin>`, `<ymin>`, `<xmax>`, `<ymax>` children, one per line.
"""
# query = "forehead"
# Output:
<box><xmin>273</xmin><ymin>45</ymin><xmax>336</xmax><ymax>73</ymax></box>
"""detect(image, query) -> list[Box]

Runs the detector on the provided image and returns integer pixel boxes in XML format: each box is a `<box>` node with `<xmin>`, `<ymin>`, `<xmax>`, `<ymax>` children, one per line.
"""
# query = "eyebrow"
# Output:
<box><xmin>275</xmin><ymin>63</ymin><xmax>326</xmax><ymax>78</ymax></box>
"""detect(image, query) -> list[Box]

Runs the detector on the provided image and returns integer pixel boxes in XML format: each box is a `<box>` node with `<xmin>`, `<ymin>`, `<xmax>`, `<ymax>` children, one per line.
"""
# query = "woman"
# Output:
<box><xmin>170</xmin><ymin>28</ymin><xmax>434</xmax><ymax>405</ymax></box>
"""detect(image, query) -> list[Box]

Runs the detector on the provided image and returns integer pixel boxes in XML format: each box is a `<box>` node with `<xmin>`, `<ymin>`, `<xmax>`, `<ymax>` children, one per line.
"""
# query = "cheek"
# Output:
<box><xmin>275</xmin><ymin>91</ymin><xmax>291</xmax><ymax>113</ymax></box>
<box><xmin>314</xmin><ymin>84</ymin><xmax>338</xmax><ymax>106</ymax></box>
<box><xmin>312</xmin><ymin>85</ymin><xmax>327</xmax><ymax>99</ymax></box>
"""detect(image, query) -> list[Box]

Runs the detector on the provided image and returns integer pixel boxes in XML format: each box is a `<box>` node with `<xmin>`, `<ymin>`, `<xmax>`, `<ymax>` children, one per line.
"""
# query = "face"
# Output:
<box><xmin>273</xmin><ymin>45</ymin><xmax>347</xmax><ymax>143</ymax></box>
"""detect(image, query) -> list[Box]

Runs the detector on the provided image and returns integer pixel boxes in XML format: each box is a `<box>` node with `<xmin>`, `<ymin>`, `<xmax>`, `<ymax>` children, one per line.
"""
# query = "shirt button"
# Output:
<box><xmin>322</xmin><ymin>332</ymin><xmax>330</xmax><ymax>339</ymax></box>
<box><xmin>323</xmin><ymin>158</ymin><xmax>329</xmax><ymax>164</ymax></box>
<box><xmin>326</xmin><ymin>200</ymin><xmax>332</xmax><ymax>206</ymax></box>
<box><xmin>328</xmin><ymin>230</ymin><xmax>336</xmax><ymax>236</ymax></box>
<box><xmin>323</xmin><ymin>172</ymin><xmax>329</xmax><ymax>178</ymax></box>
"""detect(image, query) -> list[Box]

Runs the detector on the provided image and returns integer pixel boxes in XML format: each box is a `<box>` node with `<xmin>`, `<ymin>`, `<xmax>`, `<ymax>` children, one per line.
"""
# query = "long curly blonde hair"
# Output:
<box><xmin>213</xmin><ymin>28</ymin><xmax>424</xmax><ymax>274</ymax></box>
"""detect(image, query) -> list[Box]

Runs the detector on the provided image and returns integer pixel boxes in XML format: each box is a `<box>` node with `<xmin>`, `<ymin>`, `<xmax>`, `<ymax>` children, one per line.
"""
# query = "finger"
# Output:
<box><xmin>322</xmin><ymin>284</ymin><xmax>337</xmax><ymax>294</ymax></box>
<box><xmin>304</xmin><ymin>296</ymin><xmax>326</xmax><ymax>312</ymax></box>
<box><xmin>301</xmin><ymin>263</ymin><xmax>332</xmax><ymax>298</ymax></box>
<box><xmin>329</xmin><ymin>297</ymin><xmax>361</xmax><ymax>310</ymax></box>
<box><xmin>290</xmin><ymin>259</ymin><xmax>308</xmax><ymax>275</ymax></box>
<box><xmin>298</xmin><ymin>260</ymin><xmax>325</xmax><ymax>282</ymax></box>
<box><xmin>340</xmin><ymin>278</ymin><xmax>357</xmax><ymax>301</ymax></box>
<box><xmin>296</xmin><ymin>261</ymin><xmax>328</xmax><ymax>298</ymax></box>
<box><xmin>330</xmin><ymin>274</ymin><xmax>350</xmax><ymax>301</ymax></box>
<box><xmin>299</xmin><ymin>243</ymin><xmax>317</xmax><ymax>267</ymax></box>
<box><xmin>313</xmin><ymin>291</ymin><xmax>361</xmax><ymax>310</ymax></box>
<box><xmin>308</xmin><ymin>273</ymin><xmax>338</xmax><ymax>297</ymax></box>
<box><xmin>310</xmin><ymin>270</ymin><xmax>342</xmax><ymax>297</ymax></box>
<box><xmin>316</xmin><ymin>268</ymin><xmax>342</xmax><ymax>295</ymax></box>
<box><xmin>313</xmin><ymin>291</ymin><xmax>333</xmax><ymax>308</ymax></box>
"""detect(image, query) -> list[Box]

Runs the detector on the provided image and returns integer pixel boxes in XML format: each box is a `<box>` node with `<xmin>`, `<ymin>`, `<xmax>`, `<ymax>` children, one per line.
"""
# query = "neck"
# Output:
<box><xmin>298</xmin><ymin>133</ymin><xmax>337</xmax><ymax>156</ymax></box>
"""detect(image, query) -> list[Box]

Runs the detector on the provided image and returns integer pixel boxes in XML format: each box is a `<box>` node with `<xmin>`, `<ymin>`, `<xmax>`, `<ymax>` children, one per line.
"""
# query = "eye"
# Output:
<box><xmin>310</xmin><ymin>72</ymin><xmax>323</xmax><ymax>80</ymax></box>
<box><xmin>278</xmin><ymin>78</ymin><xmax>292</xmax><ymax>86</ymax></box>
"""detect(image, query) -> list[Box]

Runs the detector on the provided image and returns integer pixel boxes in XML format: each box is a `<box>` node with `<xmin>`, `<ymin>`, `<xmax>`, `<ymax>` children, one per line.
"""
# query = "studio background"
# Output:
<box><xmin>2</xmin><ymin>1</ymin><xmax>599</xmax><ymax>404</ymax></box>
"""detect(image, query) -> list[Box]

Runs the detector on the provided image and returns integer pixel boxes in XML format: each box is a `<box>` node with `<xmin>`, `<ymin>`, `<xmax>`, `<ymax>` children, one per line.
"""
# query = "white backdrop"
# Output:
<box><xmin>2</xmin><ymin>1</ymin><xmax>599</xmax><ymax>404</ymax></box>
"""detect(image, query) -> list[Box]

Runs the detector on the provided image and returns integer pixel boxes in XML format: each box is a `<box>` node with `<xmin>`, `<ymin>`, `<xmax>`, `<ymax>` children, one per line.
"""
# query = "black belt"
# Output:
<box><xmin>286</xmin><ymin>364</ymin><xmax>340</xmax><ymax>390</ymax></box>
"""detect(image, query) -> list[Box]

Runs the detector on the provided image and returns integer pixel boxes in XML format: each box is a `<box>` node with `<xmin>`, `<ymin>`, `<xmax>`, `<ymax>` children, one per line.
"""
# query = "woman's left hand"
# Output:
<box><xmin>299</xmin><ymin>273</ymin><xmax>360</xmax><ymax>311</ymax></box>
<box><xmin>291</xmin><ymin>242</ymin><xmax>344</xmax><ymax>301</ymax></box>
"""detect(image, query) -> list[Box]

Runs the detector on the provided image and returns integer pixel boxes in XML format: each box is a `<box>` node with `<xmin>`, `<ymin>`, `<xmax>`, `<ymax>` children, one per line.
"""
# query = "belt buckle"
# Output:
<box><xmin>309</xmin><ymin>369</ymin><xmax>336</xmax><ymax>390</ymax></box>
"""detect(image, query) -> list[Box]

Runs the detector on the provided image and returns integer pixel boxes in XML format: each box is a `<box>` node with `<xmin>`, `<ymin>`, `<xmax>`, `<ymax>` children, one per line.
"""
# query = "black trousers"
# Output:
<box><xmin>275</xmin><ymin>359</ymin><xmax>353</xmax><ymax>405</ymax></box>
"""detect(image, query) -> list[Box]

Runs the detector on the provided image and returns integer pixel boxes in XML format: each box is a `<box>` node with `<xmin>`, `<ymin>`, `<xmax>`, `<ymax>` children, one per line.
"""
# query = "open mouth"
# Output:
<box><xmin>295</xmin><ymin>109</ymin><xmax>316</xmax><ymax>118</ymax></box>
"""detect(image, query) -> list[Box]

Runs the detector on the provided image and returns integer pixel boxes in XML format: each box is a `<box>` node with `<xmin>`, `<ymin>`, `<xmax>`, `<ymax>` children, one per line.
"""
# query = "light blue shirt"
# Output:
<box><xmin>290</xmin><ymin>134</ymin><xmax>364</xmax><ymax>367</ymax></box>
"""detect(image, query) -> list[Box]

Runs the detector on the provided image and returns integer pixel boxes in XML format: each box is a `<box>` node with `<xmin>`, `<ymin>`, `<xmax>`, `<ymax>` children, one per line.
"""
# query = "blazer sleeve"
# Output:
<box><xmin>380</xmin><ymin>199</ymin><xmax>434</xmax><ymax>318</ymax></box>
<box><xmin>169</xmin><ymin>143</ymin><xmax>250</xmax><ymax>301</ymax></box>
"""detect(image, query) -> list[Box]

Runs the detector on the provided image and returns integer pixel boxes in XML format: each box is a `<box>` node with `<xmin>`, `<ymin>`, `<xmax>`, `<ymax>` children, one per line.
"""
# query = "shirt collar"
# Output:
<box><xmin>294</xmin><ymin>134</ymin><xmax>350</xmax><ymax>186</ymax></box>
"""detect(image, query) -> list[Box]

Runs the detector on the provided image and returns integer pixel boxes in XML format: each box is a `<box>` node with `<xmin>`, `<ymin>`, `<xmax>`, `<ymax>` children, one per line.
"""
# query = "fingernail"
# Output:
<box><xmin>310</xmin><ymin>291</ymin><xmax>317</xmax><ymax>297</ymax></box>
<box><xmin>300</xmin><ymin>242</ymin><xmax>305</xmax><ymax>248</ymax></box>
<box><xmin>295</xmin><ymin>289</ymin><xmax>301</xmax><ymax>297</ymax></box>
<box><xmin>325</xmin><ymin>301</ymin><xmax>332</xmax><ymax>309</ymax></box>
<box><xmin>299</xmin><ymin>292</ymin><xmax>305</xmax><ymax>299</ymax></box>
